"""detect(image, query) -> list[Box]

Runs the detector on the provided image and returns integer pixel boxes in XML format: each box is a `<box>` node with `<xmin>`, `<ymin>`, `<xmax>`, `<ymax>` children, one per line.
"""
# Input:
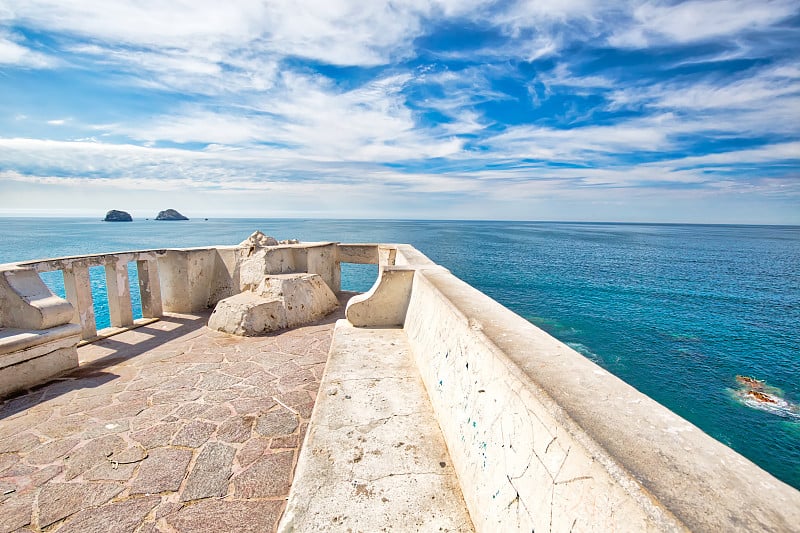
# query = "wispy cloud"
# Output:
<box><xmin>609</xmin><ymin>0</ymin><xmax>799</xmax><ymax>47</ymax></box>
<box><xmin>0</xmin><ymin>31</ymin><xmax>53</xmax><ymax>67</ymax></box>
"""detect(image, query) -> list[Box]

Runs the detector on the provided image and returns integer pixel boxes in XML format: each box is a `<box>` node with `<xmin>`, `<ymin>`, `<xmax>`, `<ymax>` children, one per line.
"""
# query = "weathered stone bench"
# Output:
<box><xmin>0</xmin><ymin>267</ymin><xmax>81</xmax><ymax>397</ymax></box>
<box><xmin>279</xmin><ymin>319</ymin><xmax>474</xmax><ymax>532</ymax></box>
<box><xmin>0</xmin><ymin>323</ymin><xmax>81</xmax><ymax>397</ymax></box>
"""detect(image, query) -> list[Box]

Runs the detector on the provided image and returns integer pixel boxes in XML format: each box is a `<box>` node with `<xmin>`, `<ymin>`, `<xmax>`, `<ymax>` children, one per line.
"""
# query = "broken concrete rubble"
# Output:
<box><xmin>208</xmin><ymin>273</ymin><xmax>338</xmax><ymax>336</ymax></box>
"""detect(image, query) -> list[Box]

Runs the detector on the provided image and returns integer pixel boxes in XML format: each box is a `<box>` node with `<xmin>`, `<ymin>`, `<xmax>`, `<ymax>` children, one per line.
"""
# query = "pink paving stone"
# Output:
<box><xmin>2</xmin><ymin>461</ymin><xmax>36</xmax><ymax>478</ymax></box>
<box><xmin>0</xmin><ymin>452</ymin><xmax>20</xmax><ymax>474</ymax></box>
<box><xmin>0</xmin><ymin>391</ymin><xmax>46</xmax><ymax>418</ymax></box>
<box><xmin>264</xmin><ymin>361</ymin><xmax>304</xmax><ymax>379</ymax></box>
<box><xmin>172</xmin><ymin>403</ymin><xmax>209</xmax><ymax>419</ymax></box>
<box><xmin>130</xmin><ymin>447</ymin><xmax>192</xmax><ymax>494</ymax></box>
<box><xmin>171</xmin><ymin>420</ymin><xmax>217</xmax><ymax>448</ymax></box>
<box><xmin>54</xmin><ymin>496</ymin><xmax>161</xmax><ymax>533</ymax></box>
<box><xmin>0</xmin><ymin>490</ymin><xmax>34</xmax><ymax>532</ymax></box>
<box><xmin>255</xmin><ymin>409</ymin><xmax>299</xmax><ymax>438</ymax></box>
<box><xmin>63</xmin><ymin>435</ymin><xmax>126</xmax><ymax>480</ymax></box>
<box><xmin>230</xmin><ymin>397</ymin><xmax>278</xmax><ymax>416</ymax></box>
<box><xmin>6</xmin><ymin>464</ymin><xmax>62</xmax><ymax>494</ymax></box>
<box><xmin>0</xmin><ymin>410</ymin><xmax>52</xmax><ymax>441</ymax></box>
<box><xmin>232</xmin><ymin>451</ymin><xmax>294</xmax><ymax>499</ymax></box>
<box><xmin>270</xmin><ymin>433</ymin><xmax>300</xmax><ymax>449</ymax></box>
<box><xmin>81</xmin><ymin>418</ymin><xmax>131</xmax><ymax>439</ymax></box>
<box><xmin>235</xmin><ymin>438</ymin><xmax>271</xmax><ymax>468</ymax></box>
<box><xmin>221</xmin><ymin>362</ymin><xmax>267</xmax><ymax>379</ymax></box>
<box><xmin>130</xmin><ymin>404</ymin><xmax>176</xmax><ymax>431</ymax></box>
<box><xmin>0</xmin><ymin>432</ymin><xmax>41</xmax><ymax>453</ymax></box>
<box><xmin>82</xmin><ymin>459</ymin><xmax>138</xmax><ymax>482</ymax></box>
<box><xmin>180</xmin><ymin>442</ymin><xmax>236</xmax><ymax>501</ymax></box>
<box><xmin>201</xmin><ymin>390</ymin><xmax>239</xmax><ymax>403</ymax></box>
<box><xmin>36</xmin><ymin>414</ymin><xmax>91</xmax><ymax>439</ymax></box>
<box><xmin>150</xmin><ymin>389</ymin><xmax>202</xmax><ymax>405</ymax></box>
<box><xmin>216</xmin><ymin>415</ymin><xmax>255</xmax><ymax>443</ymax></box>
<box><xmin>277</xmin><ymin>369</ymin><xmax>317</xmax><ymax>391</ymax></box>
<box><xmin>37</xmin><ymin>482</ymin><xmax>124</xmax><ymax>528</ymax></box>
<box><xmin>131</xmin><ymin>422</ymin><xmax>182</xmax><ymax>449</ymax></box>
<box><xmin>167</xmin><ymin>499</ymin><xmax>284</xmax><ymax>533</ymax></box>
<box><xmin>198</xmin><ymin>372</ymin><xmax>242</xmax><ymax>391</ymax></box>
<box><xmin>88</xmin><ymin>399</ymin><xmax>147</xmax><ymax>421</ymax></box>
<box><xmin>24</xmin><ymin>437</ymin><xmax>80</xmax><ymax>464</ymax></box>
<box><xmin>58</xmin><ymin>393</ymin><xmax>116</xmax><ymax>416</ymax></box>
<box><xmin>200</xmin><ymin>404</ymin><xmax>235</xmax><ymax>421</ymax></box>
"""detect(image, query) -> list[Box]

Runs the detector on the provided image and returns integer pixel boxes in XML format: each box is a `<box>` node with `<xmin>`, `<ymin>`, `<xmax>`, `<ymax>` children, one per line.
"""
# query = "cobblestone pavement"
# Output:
<box><xmin>0</xmin><ymin>299</ymin><xmax>346</xmax><ymax>533</ymax></box>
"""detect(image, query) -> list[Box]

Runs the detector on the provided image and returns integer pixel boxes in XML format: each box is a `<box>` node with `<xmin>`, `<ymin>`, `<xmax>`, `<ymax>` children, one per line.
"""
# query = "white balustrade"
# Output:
<box><xmin>17</xmin><ymin>252</ymin><xmax>165</xmax><ymax>341</ymax></box>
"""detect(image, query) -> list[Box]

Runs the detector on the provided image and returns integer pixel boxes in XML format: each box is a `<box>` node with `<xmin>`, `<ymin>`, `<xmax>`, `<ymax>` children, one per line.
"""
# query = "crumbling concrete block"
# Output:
<box><xmin>208</xmin><ymin>273</ymin><xmax>338</xmax><ymax>336</ymax></box>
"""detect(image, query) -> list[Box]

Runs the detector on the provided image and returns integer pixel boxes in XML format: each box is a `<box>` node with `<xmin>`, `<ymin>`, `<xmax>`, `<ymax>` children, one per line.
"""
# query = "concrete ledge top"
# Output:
<box><xmin>280</xmin><ymin>320</ymin><xmax>474</xmax><ymax>532</ymax></box>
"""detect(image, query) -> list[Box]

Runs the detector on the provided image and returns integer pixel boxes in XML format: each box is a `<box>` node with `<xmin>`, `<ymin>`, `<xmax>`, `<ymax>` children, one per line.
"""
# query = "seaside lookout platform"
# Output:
<box><xmin>1</xmin><ymin>241</ymin><xmax>799</xmax><ymax>532</ymax></box>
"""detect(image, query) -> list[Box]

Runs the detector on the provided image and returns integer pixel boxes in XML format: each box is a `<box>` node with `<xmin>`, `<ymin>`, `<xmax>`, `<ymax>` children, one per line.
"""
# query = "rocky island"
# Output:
<box><xmin>155</xmin><ymin>208</ymin><xmax>189</xmax><ymax>221</ymax></box>
<box><xmin>103</xmin><ymin>209</ymin><xmax>132</xmax><ymax>222</ymax></box>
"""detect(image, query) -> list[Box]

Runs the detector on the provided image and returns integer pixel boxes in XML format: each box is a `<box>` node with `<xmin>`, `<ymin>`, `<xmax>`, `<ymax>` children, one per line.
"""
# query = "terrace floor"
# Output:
<box><xmin>0</xmin><ymin>294</ymin><xmax>351</xmax><ymax>533</ymax></box>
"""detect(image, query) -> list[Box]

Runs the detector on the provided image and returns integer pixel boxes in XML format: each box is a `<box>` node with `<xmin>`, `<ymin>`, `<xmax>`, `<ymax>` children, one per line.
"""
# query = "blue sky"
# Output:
<box><xmin>0</xmin><ymin>1</ymin><xmax>798</xmax><ymax>223</ymax></box>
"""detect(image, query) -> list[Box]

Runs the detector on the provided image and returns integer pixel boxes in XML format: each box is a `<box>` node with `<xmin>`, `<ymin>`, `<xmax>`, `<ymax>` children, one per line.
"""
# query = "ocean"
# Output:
<box><xmin>1</xmin><ymin>217</ymin><xmax>798</xmax><ymax>490</ymax></box>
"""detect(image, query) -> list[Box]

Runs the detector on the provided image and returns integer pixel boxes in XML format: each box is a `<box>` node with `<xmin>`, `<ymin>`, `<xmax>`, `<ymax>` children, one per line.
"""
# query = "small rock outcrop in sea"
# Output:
<box><xmin>103</xmin><ymin>210</ymin><xmax>132</xmax><ymax>222</ymax></box>
<box><xmin>734</xmin><ymin>375</ymin><xmax>800</xmax><ymax>419</ymax></box>
<box><xmin>155</xmin><ymin>209</ymin><xmax>189</xmax><ymax>221</ymax></box>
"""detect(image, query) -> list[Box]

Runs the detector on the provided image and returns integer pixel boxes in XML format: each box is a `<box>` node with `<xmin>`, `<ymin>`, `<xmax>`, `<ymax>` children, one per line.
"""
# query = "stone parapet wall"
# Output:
<box><xmin>394</xmin><ymin>245</ymin><xmax>800</xmax><ymax>532</ymax></box>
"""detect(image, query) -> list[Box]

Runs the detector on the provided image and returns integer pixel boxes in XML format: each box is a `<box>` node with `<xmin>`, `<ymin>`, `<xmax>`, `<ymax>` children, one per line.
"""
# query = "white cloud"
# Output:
<box><xmin>481</xmin><ymin>116</ymin><xmax>674</xmax><ymax>162</ymax></box>
<box><xmin>609</xmin><ymin>0</ymin><xmax>799</xmax><ymax>47</ymax></box>
<box><xmin>0</xmin><ymin>32</ymin><xmax>52</xmax><ymax>67</ymax></box>
<box><xmin>105</xmin><ymin>71</ymin><xmax>468</xmax><ymax>162</ymax></box>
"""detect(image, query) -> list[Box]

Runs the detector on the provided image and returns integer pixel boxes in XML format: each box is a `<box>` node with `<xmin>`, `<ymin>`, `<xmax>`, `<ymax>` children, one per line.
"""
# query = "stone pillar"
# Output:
<box><xmin>307</xmin><ymin>244</ymin><xmax>341</xmax><ymax>293</ymax></box>
<box><xmin>137</xmin><ymin>259</ymin><xmax>163</xmax><ymax>318</ymax></box>
<box><xmin>105</xmin><ymin>258</ymin><xmax>133</xmax><ymax>327</ymax></box>
<box><xmin>63</xmin><ymin>264</ymin><xmax>97</xmax><ymax>339</ymax></box>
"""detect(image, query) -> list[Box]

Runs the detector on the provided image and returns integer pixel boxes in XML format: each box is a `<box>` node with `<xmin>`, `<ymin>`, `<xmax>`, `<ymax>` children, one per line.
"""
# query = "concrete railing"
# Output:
<box><xmin>13</xmin><ymin>251</ymin><xmax>165</xmax><ymax>340</ymax></box>
<box><xmin>354</xmin><ymin>244</ymin><xmax>800</xmax><ymax>532</ymax></box>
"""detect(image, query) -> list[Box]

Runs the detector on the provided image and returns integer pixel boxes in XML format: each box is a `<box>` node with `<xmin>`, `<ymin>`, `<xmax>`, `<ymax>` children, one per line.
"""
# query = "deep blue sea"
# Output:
<box><xmin>1</xmin><ymin>218</ymin><xmax>798</xmax><ymax>490</ymax></box>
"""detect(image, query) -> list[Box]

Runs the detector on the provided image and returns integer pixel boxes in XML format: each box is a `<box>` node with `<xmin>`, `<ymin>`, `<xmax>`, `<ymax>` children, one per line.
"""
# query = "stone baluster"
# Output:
<box><xmin>105</xmin><ymin>258</ymin><xmax>133</xmax><ymax>328</ymax></box>
<box><xmin>137</xmin><ymin>259</ymin><xmax>163</xmax><ymax>318</ymax></box>
<box><xmin>63</xmin><ymin>264</ymin><xmax>97</xmax><ymax>339</ymax></box>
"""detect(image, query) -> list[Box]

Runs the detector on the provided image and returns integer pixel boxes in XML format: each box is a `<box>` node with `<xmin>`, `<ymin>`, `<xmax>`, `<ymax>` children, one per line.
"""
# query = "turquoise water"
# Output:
<box><xmin>1</xmin><ymin>218</ymin><xmax>798</xmax><ymax>489</ymax></box>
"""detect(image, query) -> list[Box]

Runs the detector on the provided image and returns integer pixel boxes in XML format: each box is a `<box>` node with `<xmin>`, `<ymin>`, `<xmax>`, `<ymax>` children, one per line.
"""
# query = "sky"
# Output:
<box><xmin>0</xmin><ymin>1</ymin><xmax>798</xmax><ymax>223</ymax></box>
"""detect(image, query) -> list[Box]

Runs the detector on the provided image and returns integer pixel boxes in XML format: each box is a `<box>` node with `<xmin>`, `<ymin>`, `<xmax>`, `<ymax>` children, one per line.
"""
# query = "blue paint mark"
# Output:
<box><xmin>438</xmin><ymin>380</ymin><xmax>443</xmax><ymax>386</ymax></box>
<box><xmin>472</xmin><ymin>421</ymin><xmax>477</xmax><ymax>428</ymax></box>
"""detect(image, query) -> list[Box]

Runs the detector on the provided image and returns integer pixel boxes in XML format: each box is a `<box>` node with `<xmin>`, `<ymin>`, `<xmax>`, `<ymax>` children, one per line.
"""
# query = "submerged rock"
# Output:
<box><xmin>155</xmin><ymin>209</ymin><xmax>189</xmax><ymax>221</ymax></box>
<box><xmin>733</xmin><ymin>375</ymin><xmax>800</xmax><ymax>419</ymax></box>
<box><xmin>104</xmin><ymin>210</ymin><xmax>132</xmax><ymax>222</ymax></box>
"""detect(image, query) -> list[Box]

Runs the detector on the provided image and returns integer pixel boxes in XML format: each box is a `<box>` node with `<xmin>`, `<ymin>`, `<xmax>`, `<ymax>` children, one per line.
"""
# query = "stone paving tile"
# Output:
<box><xmin>171</xmin><ymin>420</ymin><xmax>217</xmax><ymax>448</ymax></box>
<box><xmin>129</xmin><ymin>447</ymin><xmax>193</xmax><ymax>494</ymax></box>
<box><xmin>167</xmin><ymin>500</ymin><xmax>284</xmax><ymax>533</ymax></box>
<box><xmin>37</xmin><ymin>482</ymin><xmax>124</xmax><ymax>528</ymax></box>
<box><xmin>232</xmin><ymin>451</ymin><xmax>294</xmax><ymax>499</ymax></box>
<box><xmin>181</xmin><ymin>442</ymin><xmax>235</xmax><ymax>502</ymax></box>
<box><xmin>0</xmin><ymin>296</ymin><xmax>345</xmax><ymax>533</ymax></box>
<box><xmin>54</xmin><ymin>496</ymin><xmax>161</xmax><ymax>533</ymax></box>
